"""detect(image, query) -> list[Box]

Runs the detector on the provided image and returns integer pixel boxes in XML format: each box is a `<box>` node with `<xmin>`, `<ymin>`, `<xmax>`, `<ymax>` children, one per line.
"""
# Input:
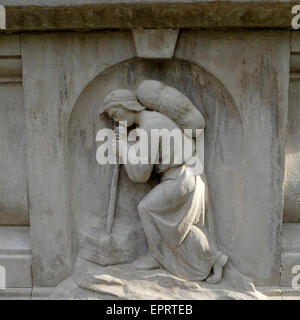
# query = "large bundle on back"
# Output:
<box><xmin>136</xmin><ymin>80</ymin><xmax>205</xmax><ymax>138</ymax></box>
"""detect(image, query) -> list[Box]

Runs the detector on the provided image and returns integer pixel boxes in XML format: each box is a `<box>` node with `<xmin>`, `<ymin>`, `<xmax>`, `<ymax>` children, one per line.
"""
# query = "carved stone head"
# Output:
<box><xmin>99</xmin><ymin>89</ymin><xmax>145</xmax><ymax>123</ymax></box>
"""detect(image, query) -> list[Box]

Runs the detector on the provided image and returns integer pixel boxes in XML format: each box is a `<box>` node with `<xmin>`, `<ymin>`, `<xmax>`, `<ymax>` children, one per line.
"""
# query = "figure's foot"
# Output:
<box><xmin>134</xmin><ymin>254</ymin><xmax>160</xmax><ymax>270</ymax></box>
<box><xmin>206</xmin><ymin>254</ymin><xmax>228</xmax><ymax>284</ymax></box>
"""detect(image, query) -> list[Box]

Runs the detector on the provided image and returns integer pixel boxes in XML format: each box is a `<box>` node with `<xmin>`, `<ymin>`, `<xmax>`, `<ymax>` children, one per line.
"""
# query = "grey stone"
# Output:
<box><xmin>0</xmin><ymin>1</ymin><xmax>296</xmax><ymax>31</ymax></box>
<box><xmin>50</xmin><ymin>258</ymin><xmax>266</xmax><ymax>300</ymax></box>
<box><xmin>0</xmin><ymin>35</ymin><xmax>20</xmax><ymax>56</ymax></box>
<box><xmin>284</xmin><ymin>32</ymin><xmax>300</xmax><ymax>223</ymax></box>
<box><xmin>21</xmin><ymin>31</ymin><xmax>136</xmax><ymax>286</ymax></box>
<box><xmin>132</xmin><ymin>29</ymin><xmax>179</xmax><ymax>59</ymax></box>
<box><xmin>19</xmin><ymin>30</ymin><xmax>289</xmax><ymax>290</ymax></box>
<box><xmin>281</xmin><ymin>223</ymin><xmax>300</xmax><ymax>288</ymax></box>
<box><xmin>0</xmin><ymin>227</ymin><xmax>32</xmax><ymax>288</ymax></box>
<box><xmin>175</xmin><ymin>30</ymin><xmax>289</xmax><ymax>286</ymax></box>
<box><xmin>0</xmin><ymin>35</ymin><xmax>27</xmax><ymax>225</ymax></box>
<box><xmin>0</xmin><ymin>288</ymin><xmax>31</xmax><ymax>300</ymax></box>
<box><xmin>0</xmin><ymin>5</ymin><xmax>296</xmax><ymax>299</ymax></box>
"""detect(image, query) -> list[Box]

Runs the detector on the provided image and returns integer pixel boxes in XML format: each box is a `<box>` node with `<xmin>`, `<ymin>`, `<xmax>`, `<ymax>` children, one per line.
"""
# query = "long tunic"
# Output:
<box><xmin>123</xmin><ymin>111</ymin><xmax>221</xmax><ymax>280</ymax></box>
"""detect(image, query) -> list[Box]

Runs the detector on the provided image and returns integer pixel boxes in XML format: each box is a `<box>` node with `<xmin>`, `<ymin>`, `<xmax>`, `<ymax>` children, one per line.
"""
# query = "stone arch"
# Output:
<box><xmin>67</xmin><ymin>58</ymin><xmax>244</xmax><ymax>265</ymax></box>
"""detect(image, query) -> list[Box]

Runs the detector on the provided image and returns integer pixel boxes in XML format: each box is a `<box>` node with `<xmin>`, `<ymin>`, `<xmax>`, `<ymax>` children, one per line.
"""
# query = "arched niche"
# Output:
<box><xmin>68</xmin><ymin>58</ymin><xmax>244</xmax><ymax>266</ymax></box>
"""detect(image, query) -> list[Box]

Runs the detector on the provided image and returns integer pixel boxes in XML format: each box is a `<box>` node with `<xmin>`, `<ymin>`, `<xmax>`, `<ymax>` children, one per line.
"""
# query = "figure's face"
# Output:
<box><xmin>107</xmin><ymin>105</ymin><xmax>136</xmax><ymax>127</ymax></box>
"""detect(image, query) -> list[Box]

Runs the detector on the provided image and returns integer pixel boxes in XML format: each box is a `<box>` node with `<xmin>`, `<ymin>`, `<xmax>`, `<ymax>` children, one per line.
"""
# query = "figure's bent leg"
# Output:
<box><xmin>134</xmin><ymin>199</ymin><xmax>161</xmax><ymax>270</ymax></box>
<box><xmin>173</xmin><ymin>225</ymin><xmax>222</xmax><ymax>280</ymax></box>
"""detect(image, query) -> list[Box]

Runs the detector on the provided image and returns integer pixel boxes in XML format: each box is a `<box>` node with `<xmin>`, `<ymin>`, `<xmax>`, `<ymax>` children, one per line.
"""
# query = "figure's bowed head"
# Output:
<box><xmin>99</xmin><ymin>89</ymin><xmax>145</xmax><ymax>127</ymax></box>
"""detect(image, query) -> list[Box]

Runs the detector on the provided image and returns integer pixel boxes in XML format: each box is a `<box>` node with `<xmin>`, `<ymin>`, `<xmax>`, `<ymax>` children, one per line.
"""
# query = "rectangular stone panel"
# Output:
<box><xmin>0</xmin><ymin>35</ymin><xmax>27</xmax><ymax>225</ymax></box>
<box><xmin>20</xmin><ymin>30</ymin><xmax>289</xmax><ymax>289</ymax></box>
<box><xmin>0</xmin><ymin>227</ymin><xmax>32</xmax><ymax>288</ymax></box>
<box><xmin>0</xmin><ymin>35</ymin><xmax>20</xmax><ymax>56</ymax></box>
<box><xmin>284</xmin><ymin>32</ymin><xmax>300</xmax><ymax>223</ymax></box>
<box><xmin>281</xmin><ymin>223</ymin><xmax>300</xmax><ymax>288</ymax></box>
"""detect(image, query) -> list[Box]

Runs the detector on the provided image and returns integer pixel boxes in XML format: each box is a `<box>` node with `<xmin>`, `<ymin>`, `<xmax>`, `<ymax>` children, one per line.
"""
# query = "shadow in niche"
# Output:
<box><xmin>67</xmin><ymin>57</ymin><xmax>244</xmax><ymax>270</ymax></box>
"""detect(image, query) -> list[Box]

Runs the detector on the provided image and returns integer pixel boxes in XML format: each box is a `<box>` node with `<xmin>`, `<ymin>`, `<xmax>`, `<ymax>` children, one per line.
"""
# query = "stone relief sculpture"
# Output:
<box><xmin>99</xmin><ymin>80</ymin><xmax>228</xmax><ymax>284</ymax></box>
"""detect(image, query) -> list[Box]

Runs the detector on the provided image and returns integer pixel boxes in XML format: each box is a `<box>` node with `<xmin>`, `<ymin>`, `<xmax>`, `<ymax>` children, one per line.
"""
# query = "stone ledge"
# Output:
<box><xmin>256</xmin><ymin>287</ymin><xmax>300</xmax><ymax>300</ymax></box>
<box><xmin>0</xmin><ymin>286</ymin><xmax>297</xmax><ymax>299</ymax></box>
<box><xmin>31</xmin><ymin>287</ymin><xmax>55</xmax><ymax>300</ymax></box>
<box><xmin>0</xmin><ymin>1</ymin><xmax>298</xmax><ymax>31</ymax></box>
<box><xmin>0</xmin><ymin>227</ymin><xmax>32</xmax><ymax>288</ymax></box>
<box><xmin>0</xmin><ymin>288</ymin><xmax>32</xmax><ymax>300</ymax></box>
<box><xmin>281</xmin><ymin>223</ymin><xmax>300</xmax><ymax>288</ymax></box>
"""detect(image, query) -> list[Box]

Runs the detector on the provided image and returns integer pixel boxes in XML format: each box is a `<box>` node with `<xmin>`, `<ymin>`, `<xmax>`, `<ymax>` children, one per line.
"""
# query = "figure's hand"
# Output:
<box><xmin>113</xmin><ymin>126</ymin><xmax>120</xmax><ymax>140</ymax></box>
<box><xmin>113</xmin><ymin>122</ymin><xmax>127</xmax><ymax>139</ymax></box>
<box><xmin>112</xmin><ymin>123</ymin><xmax>127</xmax><ymax>162</ymax></box>
<box><xmin>112</xmin><ymin>134</ymin><xmax>119</xmax><ymax>160</ymax></box>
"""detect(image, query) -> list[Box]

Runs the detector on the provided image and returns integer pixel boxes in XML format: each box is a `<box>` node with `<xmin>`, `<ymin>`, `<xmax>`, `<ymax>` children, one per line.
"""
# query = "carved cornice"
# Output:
<box><xmin>0</xmin><ymin>1</ymin><xmax>298</xmax><ymax>32</ymax></box>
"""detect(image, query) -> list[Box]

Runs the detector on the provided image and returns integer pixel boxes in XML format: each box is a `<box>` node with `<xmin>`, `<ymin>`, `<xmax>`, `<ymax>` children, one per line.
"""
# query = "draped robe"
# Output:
<box><xmin>123</xmin><ymin>111</ymin><xmax>221</xmax><ymax>280</ymax></box>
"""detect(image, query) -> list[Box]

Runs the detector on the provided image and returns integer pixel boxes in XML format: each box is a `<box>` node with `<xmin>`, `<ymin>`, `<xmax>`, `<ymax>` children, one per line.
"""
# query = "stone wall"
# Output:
<box><xmin>0</xmin><ymin>35</ymin><xmax>28</xmax><ymax>226</ymax></box>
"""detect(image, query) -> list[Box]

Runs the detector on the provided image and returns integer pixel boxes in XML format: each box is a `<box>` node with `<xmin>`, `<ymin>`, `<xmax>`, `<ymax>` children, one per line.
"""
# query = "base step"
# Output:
<box><xmin>0</xmin><ymin>227</ymin><xmax>32</xmax><ymax>288</ymax></box>
<box><xmin>281</xmin><ymin>223</ymin><xmax>300</xmax><ymax>289</ymax></box>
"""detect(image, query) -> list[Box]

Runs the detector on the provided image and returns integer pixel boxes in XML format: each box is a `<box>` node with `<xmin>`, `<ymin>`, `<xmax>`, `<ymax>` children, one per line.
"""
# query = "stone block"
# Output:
<box><xmin>284</xmin><ymin>32</ymin><xmax>300</xmax><ymax>222</ymax></box>
<box><xmin>0</xmin><ymin>1</ymin><xmax>297</xmax><ymax>31</ymax></box>
<box><xmin>0</xmin><ymin>35</ymin><xmax>19</xmax><ymax>56</ymax></box>
<box><xmin>0</xmin><ymin>227</ymin><xmax>32</xmax><ymax>288</ymax></box>
<box><xmin>0</xmin><ymin>35</ymin><xmax>27</xmax><ymax>226</ymax></box>
<box><xmin>132</xmin><ymin>29</ymin><xmax>179</xmax><ymax>59</ymax></box>
<box><xmin>281</xmin><ymin>223</ymin><xmax>300</xmax><ymax>288</ymax></box>
<box><xmin>17</xmin><ymin>26</ymin><xmax>290</xmax><ymax>294</ymax></box>
<box><xmin>0</xmin><ymin>288</ymin><xmax>31</xmax><ymax>300</ymax></box>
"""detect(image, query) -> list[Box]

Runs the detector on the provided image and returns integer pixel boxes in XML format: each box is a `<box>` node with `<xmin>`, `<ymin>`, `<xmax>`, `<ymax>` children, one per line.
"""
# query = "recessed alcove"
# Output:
<box><xmin>68</xmin><ymin>58</ymin><xmax>243</xmax><ymax>267</ymax></box>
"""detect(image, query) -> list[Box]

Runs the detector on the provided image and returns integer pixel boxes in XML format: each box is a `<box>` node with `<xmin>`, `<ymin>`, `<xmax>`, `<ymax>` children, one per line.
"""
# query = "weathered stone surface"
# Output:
<box><xmin>50</xmin><ymin>258</ymin><xmax>266</xmax><ymax>300</ymax></box>
<box><xmin>31</xmin><ymin>287</ymin><xmax>55</xmax><ymax>300</ymax></box>
<box><xmin>0</xmin><ymin>83</ymin><xmax>28</xmax><ymax>225</ymax></box>
<box><xmin>175</xmin><ymin>30</ymin><xmax>289</xmax><ymax>286</ymax></box>
<box><xmin>0</xmin><ymin>35</ymin><xmax>27</xmax><ymax>225</ymax></box>
<box><xmin>1</xmin><ymin>0</ymin><xmax>297</xmax><ymax>31</ymax></box>
<box><xmin>284</xmin><ymin>32</ymin><xmax>300</xmax><ymax>222</ymax></box>
<box><xmin>0</xmin><ymin>227</ymin><xmax>32</xmax><ymax>288</ymax></box>
<box><xmin>0</xmin><ymin>6</ymin><xmax>5</xmax><ymax>30</ymax></box>
<box><xmin>0</xmin><ymin>1</ymin><xmax>298</xmax><ymax>31</ymax></box>
<box><xmin>281</xmin><ymin>223</ymin><xmax>300</xmax><ymax>288</ymax></box>
<box><xmin>0</xmin><ymin>0</ymin><xmax>297</xmax><ymax>301</ymax></box>
<box><xmin>98</xmin><ymin>82</ymin><xmax>226</xmax><ymax>283</ymax></box>
<box><xmin>19</xmin><ymin>30</ymin><xmax>289</xmax><ymax>290</ymax></box>
<box><xmin>132</xmin><ymin>29</ymin><xmax>179</xmax><ymax>59</ymax></box>
<box><xmin>21</xmin><ymin>32</ymin><xmax>136</xmax><ymax>286</ymax></box>
<box><xmin>0</xmin><ymin>288</ymin><xmax>32</xmax><ymax>300</ymax></box>
<box><xmin>0</xmin><ymin>35</ymin><xmax>20</xmax><ymax>56</ymax></box>
<box><xmin>284</xmin><ymin>80</ymin><xmax>300</xmax><ymax>222</ymax></box>
<box><xmin>69</xmin><ymin>57</ymin><xmax>240</xmax><ymax>276</ymax></box>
